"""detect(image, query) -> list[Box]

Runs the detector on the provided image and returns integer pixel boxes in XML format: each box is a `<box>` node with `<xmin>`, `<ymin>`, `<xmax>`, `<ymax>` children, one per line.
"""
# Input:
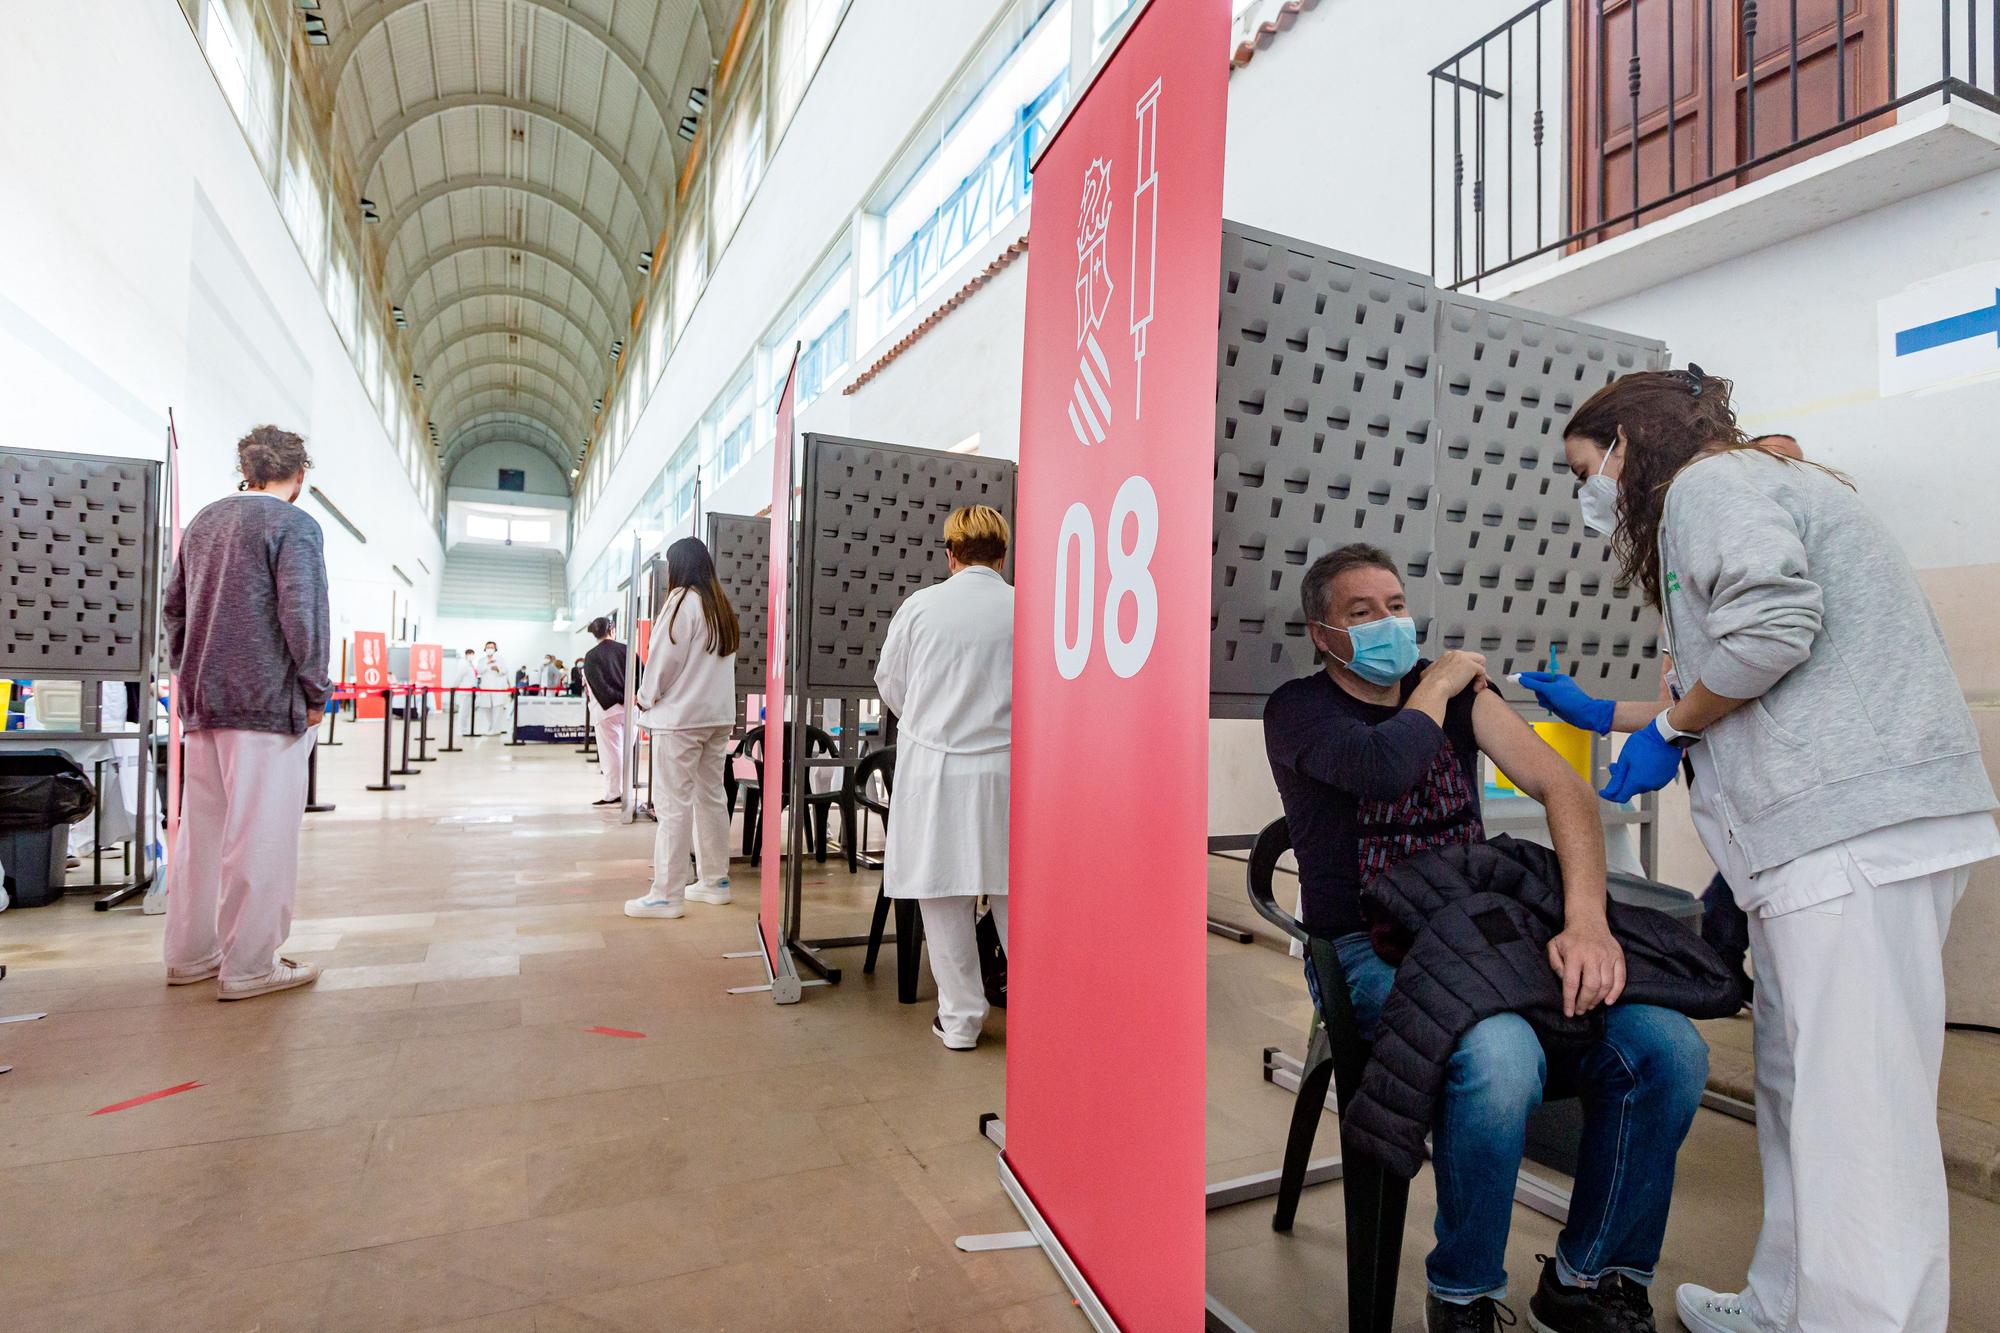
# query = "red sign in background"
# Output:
<box><xmin>1006</xmin><ymin>1</ymin><xmax>1228</xmax><ymax>1326</ymax></box>
<box><xmin>760</xmin><ymin>354</ymin><xmax>800</xmax><ymax>974</ymax></box>
<box><xmin>410</xmin><ymin>643</ymin><xmax>442</xmax><ymax>705</ymax></box>
<box><xmin>353</xmin><ymin>630</ymin><xmax>389</xmax><ymax>720</ymax></box>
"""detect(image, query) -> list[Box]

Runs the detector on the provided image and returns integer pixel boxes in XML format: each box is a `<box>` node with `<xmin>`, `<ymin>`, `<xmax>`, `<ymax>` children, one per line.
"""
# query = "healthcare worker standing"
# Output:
<box><xmin>475</xmin><ymin>640</ymin><xmax>507</xmax><ymax>735</ymax></box>
<box><xmin>874</xmin><ymin>506</ymin><xmax>1013</xmax><ymax>1051</ymax></box>
<box><xmin>625</xmin><ymin>538</ymin><xmax>738</xmax><ymax>919</ymax></box>
<box><xmin>1553</xmin><ymin>368</ymin><xmax>1998</xmax><ymax>1333</ymax></box>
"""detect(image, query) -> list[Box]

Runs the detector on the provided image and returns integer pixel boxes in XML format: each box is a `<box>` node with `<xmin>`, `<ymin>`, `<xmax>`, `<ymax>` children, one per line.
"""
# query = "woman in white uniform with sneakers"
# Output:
<box><xmin>625</xmin><ymin>538</ymin><xmax>739</xmax><ymax>919</ymax></box>
<box><xmin>875</xmin><ymin>506</ymin><xmax>1013</xmax><ymax>1051</ymax></box>
<box><xmin>1559</xmin><ymin>368</ymin><xmax>1998</xmax><ymax>1333</ymax></box>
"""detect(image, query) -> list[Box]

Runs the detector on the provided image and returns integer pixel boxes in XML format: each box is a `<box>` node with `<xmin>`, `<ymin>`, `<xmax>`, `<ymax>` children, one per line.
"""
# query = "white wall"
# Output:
<box><xmin>568</xmin><ymin>0</ymin><xmax>1017</xmax><ymax>582</ymax></box>
<box><xmin>0</xmin><ymin>1</ymin><xmax>444</xmax><ymax>680</ymax></box>
<box><xmin>448</xmin><ymin>441</ymin><xmax>569</xmax><ymax>498</ymax></box>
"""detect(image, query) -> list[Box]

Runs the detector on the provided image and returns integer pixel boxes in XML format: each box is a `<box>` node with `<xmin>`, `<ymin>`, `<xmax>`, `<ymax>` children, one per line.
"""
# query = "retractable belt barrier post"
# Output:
<box><xmin>415</xmin><ymin>693</ymin><xmax>435</xmax><ymax>762</ymax></box>
<box><xmin>305</xmin><ymin>741</ymin><xmax>335</xmax><ymax>813</ymax></box>
<box><xmin>321</xmin><ymin>698</ymin><xmax>341</xmax><ymax>746</ymax></box>
<box><xmin>443</xmin><ymin>687</ymin><xmax>463</xmax><ymax>752</ymax></box>
<box><xmin>465</xmin><ymin>686</ymin><xmax>480</xmax><ymax>738</ymax></box>
<box><xmin>393</xmin><ymin>689</ymin><xmax>420</xmax><ymax>777</ymax></box>
<box><xmin>506</xmin><ymin>688</ymin><xmax>527</xmax><ymax>746</ymax></box>
<box><xmin>366</xmin><ymin>688</ymin><xmax>405</xmax><ymax>792</ymax></box>
<box><xmin>578</xmin><ymin>693</ymin><xmax>596</xmax><ymax>756</ymax></box>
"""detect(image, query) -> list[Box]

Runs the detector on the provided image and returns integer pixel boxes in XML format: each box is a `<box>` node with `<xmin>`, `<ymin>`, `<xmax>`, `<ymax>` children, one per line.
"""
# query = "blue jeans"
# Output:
<box><xmin>1325</xmin><ymin>932</ymin><xmax>1709</xmax><ymax>1303</ymax></box>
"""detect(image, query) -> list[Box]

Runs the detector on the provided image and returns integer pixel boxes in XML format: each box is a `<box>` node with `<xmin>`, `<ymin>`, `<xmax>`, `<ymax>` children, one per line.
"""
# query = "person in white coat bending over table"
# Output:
<box><xmin>875</xmin><ymin>505</ymin><xmax>1013</xmax><ymax>1051</ymax></box>
<box><xmin>625</xmin><ymin>537</ymin><xmax>740</xmax><ymax>919</ymax></box>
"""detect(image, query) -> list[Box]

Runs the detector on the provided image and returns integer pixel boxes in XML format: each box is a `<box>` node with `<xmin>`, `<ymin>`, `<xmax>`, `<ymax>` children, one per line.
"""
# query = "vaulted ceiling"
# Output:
<box><xmin>309</xmin><ymin>0</ymin><xmax>736</xmax><ymax>491</ymax></box>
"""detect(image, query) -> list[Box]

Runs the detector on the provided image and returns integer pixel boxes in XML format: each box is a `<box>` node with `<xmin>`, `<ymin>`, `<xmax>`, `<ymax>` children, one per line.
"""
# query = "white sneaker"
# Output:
<box><xmin>685</xmin><ymin>879</ymin><xmax>731</xmax><ymax>906</ymax></box>
<box><xmin>218</xmin><ymin>959</ymin><xmax>320</xmax><ymax>1001</ymax></box>
<box><xmin>1676</xmin><ymin>1284</ymin><xmax>1760</xmax><ymax>1333</ymax></box>
<box><xmin>932</xmin><ymin>1017</ymin><xmax>977</xmax><ymax>1051</ymax></box>
<box><xmin>624</xmin><ymin>894</ymin><xmax>685</xmax><ymax>919</ymax></box>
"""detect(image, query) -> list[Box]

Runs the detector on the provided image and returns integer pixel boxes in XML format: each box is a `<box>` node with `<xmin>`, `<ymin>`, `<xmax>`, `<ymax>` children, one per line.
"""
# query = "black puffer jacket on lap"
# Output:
<box><xmin>1340</xmin><ymin>836</ymin><xmax>1742</xmax><ymax>1179</ymax></box>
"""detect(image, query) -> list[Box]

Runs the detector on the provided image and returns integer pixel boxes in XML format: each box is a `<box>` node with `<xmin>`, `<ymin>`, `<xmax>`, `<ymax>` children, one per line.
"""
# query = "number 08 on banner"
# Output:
<box><xmin>1052</xmin><ymin>474</ymin><xmax>1159</xmax><ymax>680</ymax></box>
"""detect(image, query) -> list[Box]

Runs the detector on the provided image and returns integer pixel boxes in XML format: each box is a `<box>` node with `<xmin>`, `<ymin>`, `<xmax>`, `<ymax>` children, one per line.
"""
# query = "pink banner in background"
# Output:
<box><xmin>759</xmin><ymin>350</ymin><xmax>800</xmax><ymax>973</ymax></box>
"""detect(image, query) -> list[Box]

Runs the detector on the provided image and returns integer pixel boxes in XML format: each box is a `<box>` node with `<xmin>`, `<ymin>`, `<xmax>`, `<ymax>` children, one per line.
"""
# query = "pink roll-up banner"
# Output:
<box><xmin>759</xmin><ymin>348</ymin><xmax>801</xmax><ymax>989</ymax></box>
<box><xmin>1005</xmin><ymin>0</ymin><xmax>1229</xmax><ymax>1325</ymax></box>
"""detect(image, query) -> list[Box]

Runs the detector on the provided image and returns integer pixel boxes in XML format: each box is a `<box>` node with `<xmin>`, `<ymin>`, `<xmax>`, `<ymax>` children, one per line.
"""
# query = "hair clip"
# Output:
<box><xmin>1682</xmin><ymin>363</ymin><xmax>1706</xmax><ymax>396</ymax></box>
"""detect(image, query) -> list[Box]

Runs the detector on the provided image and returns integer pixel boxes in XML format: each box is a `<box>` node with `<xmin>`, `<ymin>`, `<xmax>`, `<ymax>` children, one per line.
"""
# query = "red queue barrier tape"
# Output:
<box><xmin>91</xmin><ymin>1081</ymin><xmax>203</xmax><ymax>1115</ymax></box>
<box><xmin>584</xmin><ymin>1026</ymin><xmax>646</xmax><ymax>1039</ymax></box>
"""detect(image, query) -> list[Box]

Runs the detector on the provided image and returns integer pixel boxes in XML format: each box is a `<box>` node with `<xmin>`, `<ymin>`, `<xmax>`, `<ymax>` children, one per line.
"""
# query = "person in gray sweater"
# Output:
<box><xmin>1557</xmin><ymin>369</ymin><xmax>1997</xmax><ymax>1333</ymax></box>
<box><xmin>160</xmin><ymin>425</ymin><xmax>331</xmax><ymax>1001</ymax></box>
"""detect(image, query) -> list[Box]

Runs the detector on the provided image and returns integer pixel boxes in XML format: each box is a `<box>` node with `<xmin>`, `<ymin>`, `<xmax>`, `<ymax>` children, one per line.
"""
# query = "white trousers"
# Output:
<box><xmin>1743</xmin><ymin>864</ymin><xmax>1968</xmax><ymax>1333</ymax></box>
<box><xmin>919</xmin><ymin>895</ymin><xmax>1008</xmax><ymax>1045</ymax></box>
<box><xmin>163</xmin><ymin>728</ymin><xmax>313</xmax><ymax>983</ymax></box>
<box><xmin>648</xmin><ymin>725</ymin><xmax>733</xmax><ymax>900</ymax></box>
<box><xmin>474</xmin><ymin>688</ymin><xmax>507</xmax><ymax>735</ymax></box>
<box><xmin>595</xmin><ymin>704</ymin><xmax>627</xmax><ymax>800</ymax></box>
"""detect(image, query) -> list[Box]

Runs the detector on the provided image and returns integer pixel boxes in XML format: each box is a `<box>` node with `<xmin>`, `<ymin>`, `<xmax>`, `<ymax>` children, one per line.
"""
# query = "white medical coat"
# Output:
<box><xmin>874</xmin><ymin>565</ymin><xmax>1012</xmax><ymax>900</ymax></box>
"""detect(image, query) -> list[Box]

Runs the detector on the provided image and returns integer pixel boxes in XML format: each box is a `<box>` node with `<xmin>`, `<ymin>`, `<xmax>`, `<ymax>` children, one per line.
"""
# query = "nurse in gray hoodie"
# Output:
<box><xmin>1552</xmin><ymin>368</ymin><xmax>1996</xmax><ymax>1333</ymax></box>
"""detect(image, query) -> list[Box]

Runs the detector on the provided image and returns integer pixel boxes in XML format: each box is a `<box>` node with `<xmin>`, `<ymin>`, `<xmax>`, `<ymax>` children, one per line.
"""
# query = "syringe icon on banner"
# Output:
<box><xmin>1129</xmin><ymin>78</ymin><xmax>1161</xmax><ymax>419</ymax></box>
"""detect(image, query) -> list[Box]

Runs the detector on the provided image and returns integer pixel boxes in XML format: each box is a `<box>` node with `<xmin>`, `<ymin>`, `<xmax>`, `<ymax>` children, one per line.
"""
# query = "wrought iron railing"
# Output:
<box><xmin>1431</xmin><ymin>0</ymin><xmax>2000</xmax><ymax>289</ymax></box>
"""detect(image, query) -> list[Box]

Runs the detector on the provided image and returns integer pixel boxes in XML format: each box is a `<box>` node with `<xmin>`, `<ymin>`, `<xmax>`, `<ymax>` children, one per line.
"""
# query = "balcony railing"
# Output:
<box><xmin>1431</xmin><ymin>0</ymin><xmax>2000</xmax><ymax>289</ymax></box>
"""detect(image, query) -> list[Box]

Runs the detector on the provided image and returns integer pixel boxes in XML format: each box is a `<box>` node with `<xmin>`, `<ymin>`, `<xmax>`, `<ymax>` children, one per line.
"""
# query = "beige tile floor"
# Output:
<box><xmin>0</xmin><ymin>723</ymin><xmax>1995</xmax><ymax>1331</ymax></box>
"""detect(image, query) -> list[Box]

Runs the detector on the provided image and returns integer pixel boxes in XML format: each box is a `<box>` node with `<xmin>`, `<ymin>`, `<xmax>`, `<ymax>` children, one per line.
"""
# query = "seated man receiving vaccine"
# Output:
<box><xmin>1262</xmin><ymin>542</ymin><xmax>1710</xmax><ymax>1333</ymax></box>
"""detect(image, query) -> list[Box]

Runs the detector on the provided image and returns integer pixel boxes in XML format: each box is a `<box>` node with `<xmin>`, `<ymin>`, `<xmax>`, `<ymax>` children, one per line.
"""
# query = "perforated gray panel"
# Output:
<box><xmin>1</xmin><ymin>450</ymin><xmax>160</xmax><ymax>678</ymax></box>
<box><xmin>1433</xmin><ymin>293</ymin><xmax>1664</xmax><ymax>692</ymax></box>
<box><xmin>1213</xmin><ymin>225</ymin><xmax>1438</xmax><ymax>716</ymax></box>
<box><xmin>1209</xmin><ymin>222</ymin><xmax>1667</xmax><ymax>716</ymax></box>
<box><xmin>799</xmin><ymin>434</ymin><xmax>1016</xmax><ymax>692</ymax></box>
<box><xmin>706</xmin><ymin>512</ymin><xmax>770</xmax><ymax>689</ymax></box>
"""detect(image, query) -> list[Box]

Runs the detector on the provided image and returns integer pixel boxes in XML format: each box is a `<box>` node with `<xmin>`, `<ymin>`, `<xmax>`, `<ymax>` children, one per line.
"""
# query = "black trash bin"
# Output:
<box><xmin>0</xmin><ymin>749</ymin><xmax>97</xmax><ymax>908</ymax></box>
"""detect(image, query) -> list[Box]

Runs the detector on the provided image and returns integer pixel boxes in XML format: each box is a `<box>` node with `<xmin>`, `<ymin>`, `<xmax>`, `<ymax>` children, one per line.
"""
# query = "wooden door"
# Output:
<box><xmin>1571</xmin><ymin>0</ymin><xmax>1892</xmax><ymax>245</ymax></box>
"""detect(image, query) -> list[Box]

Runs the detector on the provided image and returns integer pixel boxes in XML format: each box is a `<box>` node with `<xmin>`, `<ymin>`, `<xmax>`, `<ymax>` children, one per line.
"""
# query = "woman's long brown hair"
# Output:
<box><xmin>663</xmin><ymin>537</ymin><xmax>740</xmax><ymax>657</ymax></box>
<box><xmin>1564</xmin><ymin>368</ymin><xmax>1845</xmax><ymax>609</ymax></box>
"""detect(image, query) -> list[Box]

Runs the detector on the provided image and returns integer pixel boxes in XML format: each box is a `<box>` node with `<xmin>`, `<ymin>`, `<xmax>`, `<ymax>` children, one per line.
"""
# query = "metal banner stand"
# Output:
<box><xmin>619</xmin><ymin>535</ymin><xmax>644</xmax><ymax>825</ymax></box>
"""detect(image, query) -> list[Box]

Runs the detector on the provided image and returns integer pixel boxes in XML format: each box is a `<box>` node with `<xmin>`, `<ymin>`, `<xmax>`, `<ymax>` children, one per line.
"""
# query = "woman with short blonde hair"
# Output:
<box><xmin>875</xmin><ymin>503</ymin><xmax>1014</xmax><ymax>1050</ymax></box>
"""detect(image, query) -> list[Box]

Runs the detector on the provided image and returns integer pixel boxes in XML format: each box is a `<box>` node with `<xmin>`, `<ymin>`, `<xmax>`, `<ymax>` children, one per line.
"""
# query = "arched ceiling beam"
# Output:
<box><xmin>428</xmin><ymin>357</ymin><xmax>599</xmax><ymax>421</ymax></box>
<box><xmin>444</xmin><ymin>411</ymin><xmax>580</xmax><ymax>467</ymax></box>
<box><xmin>354</xmin><ymin>95</ymin><xmax>657</xmax><ymax>224</ymax></box>
<box><xmin>328</xmin><ymin>0</ymin><xmax>682</xmax><ymax>145</ymax></box>
<box><xmin>419</xmin><ymin>323</ymin><xmax>603</xmax><ymax>395</ymax></box>
<box><xmin>445</xmin><ymin>419</ymin><xmax>576</xmax><ymax>467</ymax></box>
<box><xmin>394</xmin><ymin>239</ymin><xmax>626</xmax><ymax>334</ymax></box>
<box><xmin>406</xmin><ymin>284</ymin><xmax>614</xmax><ymax>353</ymax></box>
<box><xmin>432</xmin><ymin>384</ymin><xmax>589</xmax><ymax>441</ymax></box>
<box><xmin>379</xmin><ymin>177</ymin><xmax>634</xmax><ymax>289</ymax></box>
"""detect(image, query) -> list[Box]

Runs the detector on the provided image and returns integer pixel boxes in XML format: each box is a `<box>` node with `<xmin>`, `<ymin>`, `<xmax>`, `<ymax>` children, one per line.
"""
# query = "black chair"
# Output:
<box><xmin>854</xmin><ymin>747</ymin><xmax>926</xmax><ymax>1004</ymax></box>
<box><xmin>1245</xmin><ymin>817</ymin><xmax>1409</xmax><ymax>1333</ymax></box>
<box><xmin>728</xmin><ymin>725</ymin><xmax>856</xmax><ymax>866</ymax></box>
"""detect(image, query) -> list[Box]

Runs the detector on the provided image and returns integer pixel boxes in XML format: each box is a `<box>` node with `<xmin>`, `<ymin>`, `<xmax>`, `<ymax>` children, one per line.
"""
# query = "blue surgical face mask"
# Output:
<box><xmin>1318</xmin><ymin>614</ymin><xmax>1419</xmax><ymax>686</ymax></box>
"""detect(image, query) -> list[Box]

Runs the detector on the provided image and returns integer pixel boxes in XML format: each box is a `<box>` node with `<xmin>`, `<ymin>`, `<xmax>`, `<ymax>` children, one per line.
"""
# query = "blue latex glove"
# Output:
<box><xmin>1516</xmin><ymin>671</ymin><xmax>1616</xmax><ymax>735</ymax></box>
<box><xmin>1599</xmin><ymin>718</ymin><xmax>1684</xmax><ymax>803</ymax></box>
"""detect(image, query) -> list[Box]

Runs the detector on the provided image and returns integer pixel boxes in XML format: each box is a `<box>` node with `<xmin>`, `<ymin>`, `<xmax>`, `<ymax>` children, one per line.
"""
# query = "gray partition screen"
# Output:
<box><xmin>799</xmin><ymin>434</ymin><xmax>1016</xmax><ymax>692</ymax></box>
<box><xmin>706</xmin><ymin>511</ymin><xmax>770</xmax><ymax>690</ymax></box>
<box><xmin>1</xmin><ymin>449</ymin><xmax>162</xmax><ymax>679</ymax></box>
<box><xmin>1211</xmin><ymin>222</ymin><xmax>1666</xmax><ymax>717</ymax></box>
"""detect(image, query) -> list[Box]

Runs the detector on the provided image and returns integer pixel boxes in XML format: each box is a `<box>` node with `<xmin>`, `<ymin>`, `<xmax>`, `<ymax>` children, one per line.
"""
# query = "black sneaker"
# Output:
<box><xmin>1427</xmin><ymin>1293</ymin><xmax>1518</xmax><ymax>1332</ymax></box>
<box><xmin>1526</xmin><ymin>1254</ymin><xmax>1656</xmax><ymax>1332</ymax></box>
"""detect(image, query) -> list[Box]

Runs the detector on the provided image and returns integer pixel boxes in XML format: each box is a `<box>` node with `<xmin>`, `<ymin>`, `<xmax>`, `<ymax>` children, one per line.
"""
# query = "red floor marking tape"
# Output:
<box><xmin>91</xmin><ymin>1081</ymin><xmax>203</xmax><ymax>1115</ymax></box>
<box><xmin>584</xmin><ymin>1026</ymin><xmax>646</xmax><ymax>1039</ymax></box>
